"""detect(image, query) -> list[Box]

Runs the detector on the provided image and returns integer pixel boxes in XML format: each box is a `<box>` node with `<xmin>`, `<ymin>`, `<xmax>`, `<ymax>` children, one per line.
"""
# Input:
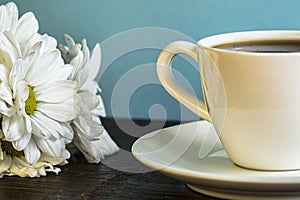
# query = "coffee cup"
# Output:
<box><xmin>157</xmin><ymin>30</ymin><xmax>300</xmax><ymax>171</ymax></box>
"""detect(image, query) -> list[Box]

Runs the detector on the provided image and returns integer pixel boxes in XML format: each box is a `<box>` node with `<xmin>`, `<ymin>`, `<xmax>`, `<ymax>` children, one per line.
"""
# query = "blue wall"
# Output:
<box><xmin>2</xmin><ymin>0</ymin><xmax>300</xmax><ymax>121</ymax></box>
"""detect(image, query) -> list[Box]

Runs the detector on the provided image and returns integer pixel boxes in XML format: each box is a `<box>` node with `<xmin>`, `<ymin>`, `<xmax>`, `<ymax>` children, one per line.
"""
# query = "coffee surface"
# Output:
<box><xmin>214</xmin><ymin>40</ymin><xmax>300</xmax><ymax>53</ymax></box>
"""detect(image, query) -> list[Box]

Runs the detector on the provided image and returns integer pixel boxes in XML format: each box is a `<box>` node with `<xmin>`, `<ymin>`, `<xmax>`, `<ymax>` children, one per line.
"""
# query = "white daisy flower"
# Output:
<box><xmin>0</xmin><ymin>2</ymin><xmax>58</xmax><ymax>121</ymax></box>
<box><xmin>0</xmin><ymin>32</ymin><xmax>82</xmax><ymax>166</ymax></box>
<box><xmin>0</xmin><ymin>138</ymin><xmax>70</xmax><ymax>177</ymax></box>
<box><xmin>59</xmin><ymin>34</ymin><xmax>119</xmax><ymax>163</ymax></box>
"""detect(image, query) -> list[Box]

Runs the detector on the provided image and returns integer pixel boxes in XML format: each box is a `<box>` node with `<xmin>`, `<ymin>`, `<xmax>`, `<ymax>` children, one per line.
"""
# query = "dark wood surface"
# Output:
<box><xmin>0</xmin><ymin>118</ymin><xmax>219</xmax><ymax>200</ymax></box>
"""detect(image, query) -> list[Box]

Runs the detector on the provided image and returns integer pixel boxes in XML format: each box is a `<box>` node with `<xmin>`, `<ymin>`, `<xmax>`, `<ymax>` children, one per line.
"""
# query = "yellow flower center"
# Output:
<box><xmin>1</xmin><ymin>140</ymin><xmax>24</xmax><ymax>157</ymax></box>
<box><xmin>25</xmin><ymin>85</ymin><xmax>36</xmax><ymax>115</ymax></box>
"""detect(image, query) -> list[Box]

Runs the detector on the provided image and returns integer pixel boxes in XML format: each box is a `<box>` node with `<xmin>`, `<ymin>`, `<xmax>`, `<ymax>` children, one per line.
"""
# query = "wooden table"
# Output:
<box><xmin>0</xmin><ymin>118</ymin><xmax>217</xmax><ymax>200</ymax></box>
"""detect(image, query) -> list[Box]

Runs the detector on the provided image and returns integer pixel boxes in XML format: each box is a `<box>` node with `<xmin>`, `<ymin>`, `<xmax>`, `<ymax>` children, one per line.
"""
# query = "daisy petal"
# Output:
<box><xmin>80</xmin><ymin>91</ymin><xmax>99</xmax><ymax>111</ymax></box>
<box><xmin>5</xmin><ymin>2</ymin><xmax>18</xmax><ymax>33</ymax></box>
<box><xmin>0</xmin><ymin>64</ymin><xmax>9</xmax><ymax>82</ymax></box>
<box><xmin>0</xmin><ymin>81</ymin><xmax>13</xmax><ymax>106</ymax></box>
<box><xmin>33</xmin><ymin>111</ymin><xmax>74</xmax><ymax>142</ymax></box>
<box><xmin>26</xmin><ymin>49</ymin><xmax>65</xmax><ymax>86</ymax></box>
<box><xmin>0</xmin><ymin>4</ymin><xmax>9</xmax><ymax>32</ymax></box>
<box><xmin>30</xmin><ymin>114</ymin><xmax>52</xmax><ymax>138</ymax></box>
<box><xmin>4</xmin><ymin>114</ymin><xmax>25</xmax><ymax>141</ymax></box>
<box><xmin>60</xmin><ymin>122</ymin><xmax>73</xmax><ymax>143</ymax></box>
<box><xmin>92</xmin><ymin>95</ymin><xmax>106</xmax><ymax>117</ymax></box>
<box><xmin>24</xmin><ymin>138</ymin><xmax>40</xmax><ymax>165</ymax></box>
<box><xmin>16</xmin><ymin>80</ymin><xmax>29</xmax><ymax>101</ymax></box>
<box><xmin>38</xmin><ymin>34</ymin><xmax>57</xmax><ymax>52</ymax></box>
<box><xmin>24</xmin><ymin>114</ymin><xmax>32</xmax><ymax>133</ymax></box>
<box><xmin>0</xmin><ymin>146</ymin><xmax>3</xmax><ymax>160</ymax></box>
<box><xmin>35</xmin><ymin>137</ymin><xmax>64</xmax><ymax>158</ymax></box>
<box><xmin>12</xmin><ymin>128</ymin><xmax>31</xmax><ymax>151</ymax></box>
<box><xmin>35</xmin><ymin>80</ymin><xmax>75</xmax><ymax>103</ymax></box>
<box><xmin>81</xmin><ymin>39</ymin><xmax>90</xmax><ymax>66</ymax></box>
<box><xmin>10</xmin><ymin>156</ymin><xmax>37</xmax><ymax>177</ymax></box>
<box><xmin>70</xmin><ymin>51</ymin><xmax>84</xmax><ymax>80</ymax></box>
<box><xmin>15</xmin><ymin>12</ymin><xmax>38</xmax><ymax>45</ymax></box>
<box><xmin>0</xmin><ymin>152</ymin><xmax>11</xmax><ymax>176</ymax></box>
<box><xmin>10</xmin><ymin>60</ymin><xmax>26</xmax><ymax>93</ymax></box>
<box><xmin>32</xmin><ymin>111</ymin><xmax>62</xmax><ymax>139</ymax></box>
<box><xmin>3</xmin><ymin>31</ymin><xmax>22</xmax><ymax>58</ymax></box>
<box><xmin>86</xmin><ymin>44</ymin><xmax>101</xmax><ymax>81</ymax></box>
<box><xmin>77</xmin><ymin>67</ymin><xmax>89</xmax><ymax>88</ymax></box>
<box><xmin>80</xmin><ymin>44</ymin><xmax>101</xmax><ymax>90</ymax></box>
<box><xmin>64</xmin><ymin>33</ymin><xmax>75</xmax><ymax>47</ymax></box>
<box><xmin>31</xmin><ymin>111</ymin><xmax>73</xmax><ymax>142</ymax></box>
<box><xmin>37</xmin><ymin>95</ymin><xmax>82</xmax><ymax>122</ymax></box>
<box><xmin>0</xmin><ymin>100</ymin><xmax>12</xmax><ymax>116</ymax></box>
<box><xmin>0</xmin><ymin>32</ymin><xmax>18</xmax><ymax>68</ymax></box>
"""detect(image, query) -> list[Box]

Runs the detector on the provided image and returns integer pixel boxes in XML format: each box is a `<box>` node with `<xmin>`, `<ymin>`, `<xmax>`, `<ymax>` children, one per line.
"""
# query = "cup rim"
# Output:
<box><xmin>197</xmin><ymin>30</ymin><xmax>300</xmax><ymax>55</ymax></box>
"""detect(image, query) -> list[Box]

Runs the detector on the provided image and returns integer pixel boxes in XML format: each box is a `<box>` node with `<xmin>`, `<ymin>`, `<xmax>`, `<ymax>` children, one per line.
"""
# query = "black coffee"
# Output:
<box><xmin>214</xmin><ymin>40</ymin><xmax>300</xmax><ymax>53</ymax></box>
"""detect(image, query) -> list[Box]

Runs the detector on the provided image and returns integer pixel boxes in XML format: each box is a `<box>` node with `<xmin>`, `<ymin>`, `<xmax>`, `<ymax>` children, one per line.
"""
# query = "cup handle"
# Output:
<box><xmin>157</xmin><ymin>41</ymin><xmax>211</xmax><ymax>122</ymax></box>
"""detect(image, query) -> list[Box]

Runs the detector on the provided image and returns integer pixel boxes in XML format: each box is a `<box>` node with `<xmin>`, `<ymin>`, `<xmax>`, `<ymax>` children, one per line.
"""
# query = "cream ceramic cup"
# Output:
<box><xmin>157</xmin><ymin>30</ymin><xmax>300</xmax><ymax>171</ymax></box>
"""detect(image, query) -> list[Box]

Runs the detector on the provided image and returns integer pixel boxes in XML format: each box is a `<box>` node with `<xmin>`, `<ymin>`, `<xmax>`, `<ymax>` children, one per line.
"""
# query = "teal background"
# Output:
<box><xmin>2</xmin><ymin>0</ymin><xmax>300</xmax><ymax>121</ymax></box>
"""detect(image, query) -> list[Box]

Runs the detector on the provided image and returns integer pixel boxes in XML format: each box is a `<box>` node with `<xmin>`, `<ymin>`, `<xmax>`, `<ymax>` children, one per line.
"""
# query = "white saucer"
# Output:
<box><xmin>132</xmin><ymin>121</ymin><xmax>300</xmax><ymax>200</ymax></box>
